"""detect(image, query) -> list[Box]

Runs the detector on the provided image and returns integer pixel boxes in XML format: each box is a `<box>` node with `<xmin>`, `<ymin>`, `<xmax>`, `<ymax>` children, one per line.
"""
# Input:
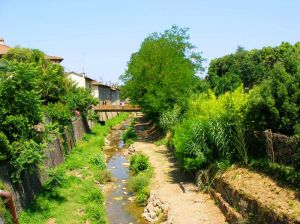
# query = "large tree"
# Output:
<box><xmin>120</xmin><ymin>26</ymin><xmax>204</xmax><ymax>119</ymax></box>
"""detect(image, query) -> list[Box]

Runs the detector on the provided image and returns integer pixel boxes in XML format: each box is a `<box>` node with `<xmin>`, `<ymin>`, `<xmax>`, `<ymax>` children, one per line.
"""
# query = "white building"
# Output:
<box><xmin>66</xmin><ymin>72</ymin><xmax>93</xmax><ymax>89</ymax></box>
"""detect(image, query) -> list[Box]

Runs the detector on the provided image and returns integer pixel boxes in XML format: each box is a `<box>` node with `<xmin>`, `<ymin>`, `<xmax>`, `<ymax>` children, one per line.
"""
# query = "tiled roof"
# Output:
<box><xmin>0</xmin><ymin>44</ymin><xmax>10</xmax><ymax>55</ymax></box>
<box><xmin>0</xmin><ymin>40</ymin><xmax>63</xmax><ymax>62</ymax></box>
<box><xmin>45</xmin><ymin>55</ymin><xmax>64</xmax><ymax>62</ymax></box>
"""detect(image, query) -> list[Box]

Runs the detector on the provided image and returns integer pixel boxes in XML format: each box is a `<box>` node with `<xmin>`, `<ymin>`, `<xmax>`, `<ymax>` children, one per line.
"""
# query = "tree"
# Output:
<box><xmin>120</xmin><ymin>26</ymin><xmax>204</xmax><ymax>119</ymax></box>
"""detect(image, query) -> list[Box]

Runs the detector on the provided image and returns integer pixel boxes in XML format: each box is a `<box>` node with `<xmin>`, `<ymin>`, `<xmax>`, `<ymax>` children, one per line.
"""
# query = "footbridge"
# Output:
<box><xmin>93</xmin><ymin>105</ymin><xmax>142</xmax><ymax>112</ymax></box>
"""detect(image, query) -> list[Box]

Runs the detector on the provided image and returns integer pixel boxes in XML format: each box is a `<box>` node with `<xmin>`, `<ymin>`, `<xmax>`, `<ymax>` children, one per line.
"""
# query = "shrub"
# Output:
<box><xmin>95</xmin><ymin>169</ymin><xmax>112</xmax><ymax>183</ymax></box>
<box><xmin>43</xmin><ymin>168</ymin><xmax>66</xmax><ymax>191</ymax></box>
<box><xmin>0</xmin><ymin>199</ymin><xmax>13</xmax><ymax>224</ymax></box>
<box><xmin>173</xmin><ymin>87</ymin><xmax>248</xmax><ymax>172</ymax></box>
<box><xmin>89</xmin><ymin>154</ymin><xmax>106</xmax><ymax>170</ymax></box>
<box><xmin>130</xmin><ymin>153</ymin><xmax>150</xmax><ymax>174</ymax></box>
<box><xmin>159</xmin><ymin>104</ymin><xmax>182</xmax><ymax>131</ymax></box>
<box><xmin>128</xmin><ymin>172</ymin><xmax>150</xmax><ymax>193</ymax></box>
<box><xmin>135</xmin><ymin>187</ymin><xmax>150</xmax><ymax>206</ymax></box>
<box><xmin>122</xmin><ymin>126</ymin><xmax>137</xmax><ymax>145</ymax></box>
<box><xmin>10</xmin><ymin>140</ymin><xmax>45</xmax><ymax>182</ymax></box>
<box><xmin>43</xmin><ymin>103</ymin><xmax>72</xmax><ymax>127</ymax></box>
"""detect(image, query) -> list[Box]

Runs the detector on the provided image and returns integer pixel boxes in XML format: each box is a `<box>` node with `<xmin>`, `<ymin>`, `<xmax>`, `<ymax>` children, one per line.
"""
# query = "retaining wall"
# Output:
<box><xmin>0</xmin><ymin>115</ymin><xmax>90</xmax><ymax>215</ymax></box>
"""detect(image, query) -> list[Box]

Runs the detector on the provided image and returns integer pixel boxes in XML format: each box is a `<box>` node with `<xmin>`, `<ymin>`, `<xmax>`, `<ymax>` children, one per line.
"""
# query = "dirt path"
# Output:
<box><xmin>132</xmin><ymin>115</ymin><xmax>227</xmax><ymax>224</ymax></box>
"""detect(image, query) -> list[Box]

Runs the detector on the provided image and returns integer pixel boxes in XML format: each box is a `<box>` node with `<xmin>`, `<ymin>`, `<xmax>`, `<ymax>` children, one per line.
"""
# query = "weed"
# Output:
<box><xmin>95</xmin><ymin>170</ymin><xmax>112</xmax><ymax>183</ymax></box>
<box><xmin>135</xmin><ymin>187</ymin><xmax>150</xmax><ymax>206</ymax></box>
<box><xmin>128</xmin><ymin>172</ymin><xmax>150</xmax><ymax>193</ymax></box>
<box><xmin>89</xmin><ymin>154</ymin><xmax>106</xmax><ymax>170</ymax></box>
<box><xmin>130</xmin><ymin>153</ymin><xmax>150</xmax><ymax>174</ymax></box>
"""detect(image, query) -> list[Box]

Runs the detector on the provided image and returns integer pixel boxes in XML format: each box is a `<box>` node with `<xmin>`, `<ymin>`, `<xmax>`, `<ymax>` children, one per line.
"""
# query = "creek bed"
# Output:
<box><xmin>104</xmin><ymin>119</ymin><xmax>146</xmax><ymax>224</ymax></box>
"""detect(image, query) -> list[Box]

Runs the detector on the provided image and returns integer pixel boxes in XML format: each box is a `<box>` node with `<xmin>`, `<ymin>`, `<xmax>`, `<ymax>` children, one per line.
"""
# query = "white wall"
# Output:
<box><xmin>67</xmin><ymin>72</ymin><xmax>86</xmax><ymax>88</ymax></box>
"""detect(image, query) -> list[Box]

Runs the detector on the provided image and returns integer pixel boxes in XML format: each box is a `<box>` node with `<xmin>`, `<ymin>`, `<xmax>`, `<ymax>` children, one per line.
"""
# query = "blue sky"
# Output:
<box><xmin>1</xmin><ymin>0</ymin><xmax>299</xmax><ymax>83</ymax></box>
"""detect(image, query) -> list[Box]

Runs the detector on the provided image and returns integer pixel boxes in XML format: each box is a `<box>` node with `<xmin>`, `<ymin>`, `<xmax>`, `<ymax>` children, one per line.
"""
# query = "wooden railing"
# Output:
<box><xmin>93</xmin><ymin>104</ymin><xmax>141</xmax><ymax>112</ymax></box>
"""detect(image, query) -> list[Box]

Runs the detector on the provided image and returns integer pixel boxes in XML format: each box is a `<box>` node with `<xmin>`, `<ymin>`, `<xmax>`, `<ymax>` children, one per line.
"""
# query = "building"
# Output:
<box><xmin>0</xmin><ymin>37</ymin><xmax>63</xmax><ymax>63</ymax></box>
<box><xmin>91</xmin><ymin>81</ymin><xmax>120</xmax><ymax>105</ymax></box>
<box><xmin>110</xmin><ymin>87</ymin><xmax>120</xmax><ymax>105</ymax></box>
<box><xmin>66</xmin><ymin>71</ymin><xmax>93</xmax><ymax>89</ymax></box>
<box><xmin>0</xmin><ymin>38</ymin><xmax>10</xmax><ymax>56</ymax></box>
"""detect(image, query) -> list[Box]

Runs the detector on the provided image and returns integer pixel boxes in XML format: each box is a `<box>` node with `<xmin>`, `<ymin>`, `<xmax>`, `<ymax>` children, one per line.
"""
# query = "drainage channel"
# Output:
<box><xmin>104</xmin><ymin>119</ymin><xmax>146</xmax><ymax>224</ymax></box>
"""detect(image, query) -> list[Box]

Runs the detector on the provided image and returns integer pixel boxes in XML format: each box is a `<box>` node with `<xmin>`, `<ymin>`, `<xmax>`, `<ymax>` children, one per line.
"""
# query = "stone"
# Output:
<box><xmin>154</xmin><ymin>205</ymin><xmax>162</xmax><ymax>213</ymax></box>
<box><xmin>143</xmin><ymin>213</ymin><xmax>155</xmax><ymax>223</ymax></box>
<box><xmin>149</xmin><ymin>212</ymin><xmax>157</xmax><ymax>219</ymax></box>
<box><xmin>146</xmin><ymin>202</ymin><xmax>155</xmax><ymax>213</ymax></box>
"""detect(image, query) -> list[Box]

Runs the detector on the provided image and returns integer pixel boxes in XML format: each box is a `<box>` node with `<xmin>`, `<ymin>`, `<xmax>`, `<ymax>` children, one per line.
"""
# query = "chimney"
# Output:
<box><xmin>0</xmin><ymin>38</ymin><xmax>4</xmax><ymax>45</ymax></box>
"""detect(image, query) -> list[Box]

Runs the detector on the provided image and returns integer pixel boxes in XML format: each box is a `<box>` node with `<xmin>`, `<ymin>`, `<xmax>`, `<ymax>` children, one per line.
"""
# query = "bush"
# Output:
<box><xmin>95</xmin><ymin>169</ymin><xmax>112</xmax><ymax>183</ymax></box>
<box><xmin>122</xmin><ymin>126</ymin><xmax>137</xmax><ymax>145</ymax></box>
<box><xmin>43</xmin><ymin>168</ymin><xmax>66</xmax><ymax>193</ymax></box>
<box><xmin>89</xmin><ymin>154</ymin><xmax>106</xmax><ymax>170</ymax></box>
<box><xmin>0</xmin><ymin>199</ymin><xmax>13</xmax><ymax>224</ymax></box>
<box><xmin>173</xmin><ymin>87</ymin><xmax>248</xmax><ymax>172</ymax></box>
<box><xmin>159</xmin><ymin>104</ymin><xmax>182</xmax><ymax>131</ymax></box>
<box><xmin>43</xmin><ymin>103</ymin><xmax>72</xmax><ymax>127</ymax></box>
<box><xmin>130</xmin><ymin>153</ymin><xmax>150</xmax><ymax>174</ymax></box>
<box><xmin>128</xmin><ymin>172</ymin><xmax>150</xmax><ymax>193</ymax></box>
<box><xmin>135</xmin><ymin>187</ymin><xmax>150</xmax><ymax>206</ymax></box>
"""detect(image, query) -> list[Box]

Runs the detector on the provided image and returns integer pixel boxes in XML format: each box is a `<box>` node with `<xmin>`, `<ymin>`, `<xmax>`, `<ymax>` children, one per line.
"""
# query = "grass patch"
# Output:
<box><xmin>122</xmin><ymin>120</ymin><xmax>137</xmax><ymax>147</ymax></box>
<box><xmin>128</xmin><ymin>153</ymin><xmax>153</xmax><ymax>206</ymax></box>
<box><xmin>19</xmin><ymin>113</ymin><xmax>129</xmax><ymax>224</ymax></box>
<box><xmin>154</xmin><ymin>136</ymin><xmax>168</xmax><ymax>146</ymax></box>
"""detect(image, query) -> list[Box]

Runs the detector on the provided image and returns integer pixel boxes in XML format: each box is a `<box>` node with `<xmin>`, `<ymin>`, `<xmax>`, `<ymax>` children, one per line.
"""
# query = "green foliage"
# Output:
<box><xmin>173</xmin><ymin>87</ymin><xmax>248</xmax><ymax>171</ymax></box>
<box><xmin>122</xmin><ymin>124</ymin><xmax>137</xmax><ymax>146</ymax></box>
<box><xmin>135</xmin><ymin>187</ymin><xmax>150</xmax><ymax>206</ymax></box>
<box><xmin>154</xmin><ymin>137</ymin><xmax>168</xmax><ymax>146</ymax></box>
<box><xmin>63</xmin><ymin>87</ymin><xmax>98</xmax><ymax>116</ymax></box>
<box><xmin>20</xmin><ymin>114</ymin><xmax>128</xmax><ymax>223</ymax></box>
<box><xmin>231</xmin><ymin>123</ymin><xmax>248</xmax><ymax>166</ymax></box>
<box><xmin>244</xmin><ymin>65</ymin><xmax>300</xmax><ymax>135</ymax></box>
<box><xmin>43</xmin><ymin>103</ymin><xmax>72</xmax><ymax>127</ymax></box>
<box><xmin>128</xmin><ymin>153</ymin><xmax>152</xmax><ymax>206</ymax></box>
<box><xmin>89</xmin><ymin>154</ymin><xmax>106</xmax><ymax>170</ymax></box>
<box><xmin>0</xmin><ymin>132</ymin><xmax>10</xmax><ymax>161</ymax></box>
<box><xmin>128</xmin><ymin>171</ymin><xmax>151</xmax><ymax>193</ymax></box>
<box><xmin>10</xmin><ymin>140</ymin><xmax>45</xmax><ymax>182</ymax></box>
<box><xmin>208</xmin><ymin>42</ymin><xmax>300</xmax><ymax>91</ymax></box>
<box><xmin>43</xmin><ymin>168</ymin><xmax>66</xmax><ymax>192</ymax></box>
<box><xmin>0</xmin><ymin>199</ymin><xmax>13</xmax><ymax>224</ymax></box>
<box><xmin>0</xmin><ymin>47</ymin><xmax>98</xmax><ymax>182</ymax></box>
<box><xmin>159</xmin><ymin>104</ymin><xmax>182</xmax><ymax>131</ymax></box>
<box><xmin>129</xmin><ymin>153</ymin><xmax>150</xmax><ymax>174</ymax></box>
<box><xmin>121</xmin><ymin>25</ymin><xmax>204</xmax><ymax>119</ymax></box>
<box><xmin>95</xmin><ymin>169</ymin><xmax>112</xmax><ymax>184</ymax></box>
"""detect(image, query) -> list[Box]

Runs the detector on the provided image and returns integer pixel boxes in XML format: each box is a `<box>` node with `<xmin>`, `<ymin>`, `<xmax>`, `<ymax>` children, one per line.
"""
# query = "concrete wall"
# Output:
<box><xmin>98</xmin><ymin>111</ymin><xmax>119</xmax><ymax>122</ymax></box>
<box><xmin>0</xmin><ymin>115</ymin><xmax>90</xmax><ymax>215</ymax></box>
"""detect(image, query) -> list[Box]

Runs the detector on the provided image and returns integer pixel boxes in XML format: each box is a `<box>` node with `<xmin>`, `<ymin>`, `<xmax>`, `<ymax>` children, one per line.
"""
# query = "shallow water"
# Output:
<box><xmin>104</xmin><ymin>121</ymin><xmax>146</xmax><ymax>224</ymax></box>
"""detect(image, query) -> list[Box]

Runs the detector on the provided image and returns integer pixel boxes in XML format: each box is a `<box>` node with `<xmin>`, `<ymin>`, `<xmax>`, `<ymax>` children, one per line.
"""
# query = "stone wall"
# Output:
<box><xmin>0</xmin><ymin>115</ymin><xmax>90</xmax><ymax>216</ymax></box>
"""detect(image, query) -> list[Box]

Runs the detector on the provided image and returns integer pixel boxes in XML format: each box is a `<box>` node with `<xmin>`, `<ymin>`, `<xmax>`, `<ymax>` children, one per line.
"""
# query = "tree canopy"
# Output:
<box><xmin>120</xmin><ymin>26</ymin><xmax>204</xmax><ymax>119</ymax></box>
<box><xmin>0</xmin><ymin>47</ymin><xmax>97</xmax><ymax>181</ymax></box>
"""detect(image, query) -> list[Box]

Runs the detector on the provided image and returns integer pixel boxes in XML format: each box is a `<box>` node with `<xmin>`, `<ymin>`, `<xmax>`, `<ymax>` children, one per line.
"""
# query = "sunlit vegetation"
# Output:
<box><xmin>128</xmin><ymin>153</ymin><xmax>153</xmax><ymax>206</ymax></box>
<box><xmin>0</xmin><ymin>47</ymin><xmax>97</xmax><ymax>182</ymax></box>
<box><xmin>122</xmin><ymin>26</ymin><xmax>300</xmax><ymax>189</ymax></box>
<box><xmin>19</xmin><ymin>113</ymin><xmax>129</xmax><ymax>224</ymax></box>
<box><xmin>121</xmin><ymin>120</ymin><xmax>137</xmax><ymax>147</ymax></box>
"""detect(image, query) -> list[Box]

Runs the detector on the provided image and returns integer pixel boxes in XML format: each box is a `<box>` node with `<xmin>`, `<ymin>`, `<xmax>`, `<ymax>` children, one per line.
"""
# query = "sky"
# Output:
<box><xmin>1</xmin><ymin>0</ymin><xmax>299</xmax><ymax>83</ymax></box>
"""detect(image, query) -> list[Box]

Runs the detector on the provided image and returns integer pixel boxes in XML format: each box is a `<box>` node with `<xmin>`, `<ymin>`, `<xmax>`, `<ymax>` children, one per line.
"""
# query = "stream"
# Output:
<box><xmin>104</xmin><ymin>119</ymin><xmax>146</xmax><ymax>224</ymax></box>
